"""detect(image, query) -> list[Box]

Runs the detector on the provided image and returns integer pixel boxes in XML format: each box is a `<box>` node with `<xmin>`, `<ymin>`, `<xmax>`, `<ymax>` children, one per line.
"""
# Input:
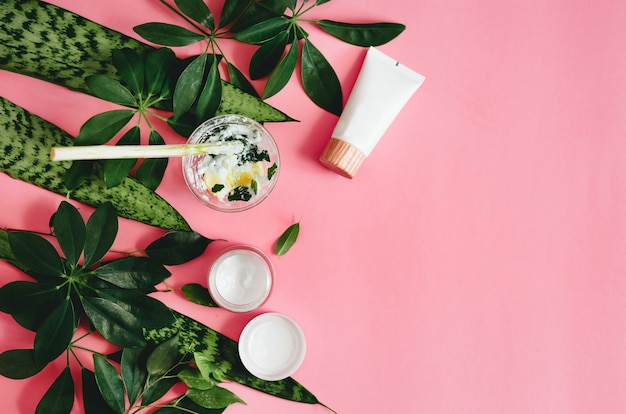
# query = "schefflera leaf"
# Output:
<box><xmin>52</xmin><ymin>200</ymin><xmax>86</xmax><ymax>268</ymax></box>
<box><xmin>301</xmin><ymin>39</ymin><xmax>342</xmax><ymax>116</ymax></box>
<box><xmin>317</xmin><ymin>20</ymin><xmax>406</xmax><ymax>46</ymax></box>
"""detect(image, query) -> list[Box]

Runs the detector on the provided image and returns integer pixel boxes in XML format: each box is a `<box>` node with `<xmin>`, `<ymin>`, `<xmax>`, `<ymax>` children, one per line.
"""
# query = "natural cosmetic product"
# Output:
<box><xmin>319</xmin><ymin>47</ymin><xmax>426</xmax><ymax>178</ymax></box>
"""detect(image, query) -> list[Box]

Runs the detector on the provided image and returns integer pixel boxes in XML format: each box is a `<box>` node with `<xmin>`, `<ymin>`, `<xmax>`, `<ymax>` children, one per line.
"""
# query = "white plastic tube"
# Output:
<box><xmin>319</xmin><ymin>47</ymin><xmax>425</xmax><ymax>178</ymax></box>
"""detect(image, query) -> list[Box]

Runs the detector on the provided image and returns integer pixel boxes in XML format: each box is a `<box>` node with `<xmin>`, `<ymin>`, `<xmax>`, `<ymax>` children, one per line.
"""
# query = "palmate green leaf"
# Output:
<box><xmin>0</xmin><ymin>349</ymin><xmax>45</xmax><ymax>379</ymax></box>
<box><xmin>75</xmin><ymin>109</ymin><xmax>136</xmax><ymax>146</ymax></box>
<box><xmin>121</xmin><ymin>347</ymin><xmax>148</xmax><ymax>406</ymax></box>
<box><xmin>35</xmin><ymin>367</ymin><xmax>74</xmax><ymax>414</ymax></box>
<box><xmin>93</xmin><ymin>256</ymin><xmax>171</xmax><ymax>289</ymax></box>
<box><xmin>53</xmin><ymin>201</ymin><xmax>86</xmax><ymax>268</ymax></box>
<box><xmin>8</xmin><ymin>231</ymin><xmax>65</xmax><ymax>276</ymax></box>
<box><xmin>85</xmin><ymin>75</ymin><xmax>137</xmax><ymax>107</ymax></box>
<box><xmin>233</xmin><ymin>16</ymin><xmax>290</xmax><ymax>44</ymax></box>
<box><xmin>134</xmin><ymin>22</ymin><xmax>206</xmax><ymax>47</ymax></box>
<box><xmin>218</xmin><ymin>0</ymin><xmax>252</xmax><ymax>28</ymax></box>
<box><xmin>175</xmin><ymin>0</ymin><xmax>215</xmax><ymax>29</ymax></box>
<box><xmin>34</xmin><ymin>300</ymin><xmax>76</xmax><ymax>366</ymax></box>
<box><xmin>145</xmin><ymin>230</ymin><xmax>213</xmax><ymax>265</ymax></box>
<box><xmin>226</xmin><ymin>62</ymin><xmax>259</xmax><ymax>97</ymax></box>
<box><xmin>0</xmin><ymin>280</ymin><xmax>62</xmax><ymax>315</ymax></box>
<box><xmin>174</xmin><ymin>53</ymin><xmax>208</xmax><ymax>118</ymax></box>
<box><xmin>99</xmin><ymin>288</ymin><xmax>176</xmax><ymax>331</ymax></box>
<box><xmin>317</xmin><ymin>20</ymin><xmax>406</xmax><ymax>46</ymax></box>
<box><xmin>82</xmin><ymin>368</ymin><xmax>118</xmax><ymax>414</ymax></box>
<box><xmin>84</xmin><ymin>202</ymin><xmax>118</xmax><ymax>267</ymax></box>
<box><xmin>275</xmin><ymin>221</ymin><xmax>300</xmax><ymax>256</ymax></box>
<box><xmin>249</xmin><ymin>30</ymin><xmax>289</xmax><ymax>80</ymax></box>
<box><xmin>186</xmin><ymin>386</ymin><xmax>245</xmax><ymax>409</ymax></box>
<box><xmin>196</xmin><ymin>56</ymin><xmax>222</xmax><ymax>122</ymax></box>
<box><xmin>263</xmin><ymin>38</ymin><xmax>299</xmax><ymax>99</ymax></box>
<box><xmin>103</xmin><ymin>126</ymin><xmax>140</xmax><ymax>189</ymax></box>
<box><xmin>82</xmin><ymin>296</ymin><xmax>146</xmax><ymax>347</ymax></box>
<box><xmin>93</xmin><ymin>354</ymin><xmax>126</xmax><ymax>413</ymax></box>
<box><xmin>112</xmin><ymin>48</ymin><xmax>145</xmax><ymax>94</ymax></box>
<box><xmin>146</xmin><ymin>335</ymin><xmax>181</xmax><ymax>377</ymax></box>
<box><xmin>135</xmin><ymin>130</ymin><xmax>168</xmax><ymax>191</ymax></box>
<box><xmin>145</xmin><ymin>48</ymin><xmax>177</xmax><ymax>96</ymax></box>
<box><xmin>181</xmin><ymin>283</ymin><xmax>218</xmax><ymax>307</ymax></box>
<box><xmin>301</xmin><ymin>39</ymin><xmax>342</xmax><ymax>115</ymax></box>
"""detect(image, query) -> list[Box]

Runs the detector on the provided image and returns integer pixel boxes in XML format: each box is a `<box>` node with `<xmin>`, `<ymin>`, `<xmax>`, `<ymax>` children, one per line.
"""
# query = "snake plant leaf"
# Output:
<box><xmin>317</xmin><ymin>20</ymin><xmax>406</xmax><ymax>46</ymax></box>
<box><xmin>134</xmin><ymin>22</ymin><xmax>207</xmax><ymax>46</ymax></box>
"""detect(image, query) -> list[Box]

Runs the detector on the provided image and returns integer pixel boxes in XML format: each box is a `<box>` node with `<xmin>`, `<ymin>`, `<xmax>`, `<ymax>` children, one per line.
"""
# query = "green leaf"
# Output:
<box><xmin>145</xmin><ymin>48</ymin><xmax>177</xmax><ymax>96</ymax></box>
<box><xmin>316</xmin><ymin>0</ymin><xmax>332</xmax><ymax>5</ymax></box>
<box><xmin>103</xmin><ymin>126</ymin><xmax>140</xmax><ymax>189</ymax></box>
<box><xmin>234</xmin><ymin>16</ymin><xmax>290</xmax><ymax>44</ymax></box>
<box><xmin>174</xmin><ymin>53</ymin><xmax>208</xmax><ymax>118</ymax></box>
<box><xmin>186</xmin><ymin>386</ymin><xmax>245</xmax><ymax>409</ymax></box>
<box><xmin>175</xmin><ymin>0</ymin><xmax>215</xmax><ymax>29</ymax></box>
<box><xmin>84</xmin><ymin>202</ymin><xmax>119</xmax><ymax>267</ymax></box>
<box><xmin>99</xmin><ymin>289</ymin><xmax>176</xmax><ymax>331</ymax></box>
<box><xmin>35</xmin><ymin>367</ymin><xmax>74</xmax><ymax>414</ymax></box>
<box><xmin>82</xmin><ymin>368</ymin><xmax>118</xmax><ymax>414</ymax></box>
<box><xmin>141</xmin><ymin>376</ymin><xmax>178</xmax><ymax>406</ymax></box>
<box><xmin>121</xmin><ymin>347</ymin><xmax>147</xmax><ymax>406</ymax></box>
<box><xmin>194</xmin><ymin>353</ymin><xmax>220</xmax><ymax>382</ymax></box>
<box><xmin>178</xmin><ymin>367</ymin><xmax>216</xmax><ymax>390</ymax></box>
<box><xmin>167</xmin><ymin>112</ymin><xmax>198</xmax><ymax>138</ymax></box>
<box><xmin>226</xmin><ymin>62</ymin><xmax>258</xmax><ymax>97</ymax></box>
<box><xmin>249</xmin><ymin>30</ymin><xmax>289</xmax><ymax>80</ymax></box>
<box><xmin>263</xmin><ymin>38</ymin><xmax>299</xmax><ymax>99</ymax></box>
<box><xmin>317</xmin><ymin>20</ymin><xmax>406</xmax><ymax>46</ymax></box>
<box><xmin>93</xmin><ymin>257</ymin><xmax>171</xmax><ymax>289</ymax></box>
<box><xmin>0</xmin><ymin>349</ymin><xmax>44</xmax><ymax>379</ymax></box>
<box><xmin>34</xmin><ymin>301</ymin><xmax>76</xmax><ymax>365</ymax></box>
<box><xmin>112</xmin><ymin>48</ymin><xmax>146</xmax><ymax>94</ymax></box>
<box><xmin>53</xmin><ymin>201</ymin><xmax>86</xmax><ymax>268</ymax></box>
<box><xmin>146</xmin><ymin>335</ymin><xmax>181</xmax><ymax>377</ymax></box>
<box><xmin>134</xmin><ymin>22</ymin><xmax>206</xmax><ymax>46</ymax></box>
<box><xmin>75</xmin><ymin>109</ymin><xmax>136</xmax><ymax>146</ymax></box>
<box><xmin>181</xmin><ymin>283</ymin><xmax>218</xmax><ymax>307</ymax></box>
<box><xmin>63</xmin><ymin>160</ymin><xmax>93</xmax><ymax>191</ymax></box>
<box><xmin>275</xmin><ymin>221</ymin><xmax>300</xmax><ymax>256</ymax></box>
<box><xmin>301</xmin><ymin>39</ymin><xmax>342</xmax><ymax>115</ymax></box>
<box><xmin>0</xmin><ymin>281</ymin><xmax>62</xmax><ymax>314</ymax></box>
<box><xmin>8</xmin><ymin>231</ymin><xmax>65</xmax><ymax>276</ymax></box>
<box><xmin>145</xmin><ymin>231</ymin><xmax>212</xmax><ymax>265</ymax></box>
<box><xmin>93</xmin><ymin>354</ymin><xmax>126</xmax><ymax>413</ymax></box>
<box><xmin>153</xmin><ymin>397</ymin><xmax>227</xmax><ymax>413</ymax></box>
<box><xmin>135</xmin><ymin>130</ymin><xmax>168</xmax><ymax>191</ymax></box>
<box><xmin>85</xmin><ymin>75</ymin><xmax>137</xmax><ymax>107</ymax></box>
<box><xmin>218</xmin><ymin>0</ymin><xmax>252</xmax><ymax>28</ymax></box>
<box><xmin>196</xmin><ymin>57</ymin><xmax>222</xmax><ymax>122</ymax></box>
<box><xmin>231</xmin><ymin>1</ymin><xmax>286</xmax><ymax>32</ymax></box>
<box><xmin>82</xmin><ymin>296</ymin><xmax>146</xmax><ymax>347</ymax></box>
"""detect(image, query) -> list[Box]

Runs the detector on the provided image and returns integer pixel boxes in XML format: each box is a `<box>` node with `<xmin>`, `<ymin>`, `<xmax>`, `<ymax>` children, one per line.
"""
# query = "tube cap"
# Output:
<box><xmin>319</xmin><ymin>138</ymin><xmax>366</xmax><ymax>179</ymax></box>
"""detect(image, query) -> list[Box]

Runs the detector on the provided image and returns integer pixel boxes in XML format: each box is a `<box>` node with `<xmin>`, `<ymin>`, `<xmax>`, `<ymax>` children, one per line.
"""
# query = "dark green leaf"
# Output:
<box><xmin>231</xmin><ymin>1</ymin><xmax>286</xmax><ymax>32</ymax></box>
<box><xmin>226</xmin><ymin>62</ymin><xmax>258</xmax><ymax>97</ymax></box>
<box><xmin>186</xmin><ymin>386</ymin><xmax>245</xmax><ymax>409</ymax></box>
<box><xmin>145</xmin><ymin>231</ymin><xmax>212</xmax><ymax>265</ymax></box>
<box><xmin>111</xmin><ymin>48</ymin><xmax>145</xmax><ymax>94</ymax></box>
<box><xmin>317</xmin><ymin>20</ymin><xmax>405</xmax><ymax>46</ymax></box>
<box><xmin>121</xmin><ymin>347</ymin><xmax>147</xmax><ymax>406</ymax></box>
<box><xmin>99</xmin><ymin>289</ymin><xmax>176</xmax><ymax>331</ymax></box>
<box><xmin>181</xmin><ymin>283</ymin><xmax>218</xmax><ymax>307</ymax></box>
<box><xmin>134</xmin><ymin>22</ymin><xmax>206</xmax><ymax>46</ymax></box>
<box><xmin>234</xmin><ymin>17</ymin><xmax>290</xmax><ymax>44</ymax></box>
<box><xmin>34</xmin><ymin>301</ymin><xmax>76</xmax><ymax>365</ymax></box>
<box><xmin>93</xmin><ymin>257</ymin><xmax>171</xmax><ymax>289</ymax></box>
<box><xmin>263</xmin><ymin>38</ymin><xmax>299</xmax><ymax>99</ymax></box>
<box><xmin>82</xmin><ymin>368</ymin><xmax>118</xmax><ymax>414</ymax></box>
<box><xmin>103</xmin><ymin>126</ymin><xmax>140</xmax><ymax>189</ymax></box>
<box><xmin>218</xmin><ymin>0</ymin><xmax>252</xmax><ymax>28</ymax></box>
<box><xmin>145</xmin><ymin>48</ymin><xmax>177</xmax><ymax>96</ymax></box>
<box><xmin>84</xmin><ymin>202</ymin><xmax>118</xmax><ymax>267</ymax></box>
<box><xmin>174</xmin><ymin>53</ymin><xmax>208</xmax><ymax>118</ymax></box>
<box><xmin>146</xmin><ymin>335</ymin><xmax>181</xmax><ymax>377</ymax></box>
<box><xmin>64</xmin><ymin>160</ymin><xmax>93</xmax><ymax>191</ymax></box>
<box><xmin>196</xmin><ymin>57</ymin><xmax>222</xmax><ymax>122</ymax></box>
<box><xmin>275</xmin><ymin>221</ymin><xmax>300</xmax><ymax>256</ymax></box>
<box><xmin>0</xmin><ymin>281</ymin><xmax>62</xmax><ymax>314</ymax></box>
<box><xmin>85</xmin><ymin>75</ymin><xmax>137</xmax><ymax>107</ymax></box>
<box><xmin>178</xmin><ymin>367</ymin><xmax>216</xmax><ymax>390</ymax></box>
<box><xmin>154</xmin><ymin>397</ymin><xmax>226</xmax><ymax>414</ymax></box>
<box><xmin>136</xmin><ymin>130</ymin><xmax>168</xmax><ymax>191</ymax></box>
<box><xmin>167</xmin><ymin>112</ymin><xmax>198</xmax><ymax>137</ymax></box>
<box><xmin>93</xmin><ymin>354</ymin><xmax>126</xmax><ymax>413</ymax></box>
<box><xmin>75</xmin><ymin>109</ymin><xmax>135</xmax><ymax>146</ymax></box>
<box><xmin>175</xmin><ymin>0</ymin><xmax>214</xmax><ymax>29</ymax></box>
<box><xmin>8</xmin><ymin>231</ymin><xmax>64</xmax><ymax>276</ymax></box>
<box><xmin>249</xmin><ymin>30</ymin><xmax>289</xmax><ymax>80</ymax></box>
<box><xmin>35</xmin><ymin>367</ymin><xmax>74</xmax><ymax>414</ymax></box>
<box><xmin>267</xmin><ymin>162</ymin><xmax>278</xmax><ymax>180</ymax></box>
<box><xmin>301</xmin><ymin>39</ymin><xmax>342</xmax><ymax>115</ymax></box>
<box><xmin>82</xmin><ymin>296</ymin><xmax>146</xmax><ymax>347</ymax></box>
<box><xmin>316</xmin><ymin>0</ymin><xmax>331</xmax><ymax>5</ymax></box>
<box><xmin>141</xmin><ymin>376</ymin><xmax>178</xmax><ymax>406</ymax></box>
<box><xmin>53</xmin><ymin>201</ymin><xmax>85</xmax><ymax>268</ymax></box>
<box><xmin>0</xmin><ymin>349</ymin><xmax>44</xmax><ymax>379</ymax></box>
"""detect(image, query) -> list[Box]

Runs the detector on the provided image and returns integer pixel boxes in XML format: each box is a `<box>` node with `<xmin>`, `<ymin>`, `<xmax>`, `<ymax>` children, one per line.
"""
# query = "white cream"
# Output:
<box><xmin>320</xmin><ymin>47</ymin><xmax>425</xmax><ymax>178</ymax></box>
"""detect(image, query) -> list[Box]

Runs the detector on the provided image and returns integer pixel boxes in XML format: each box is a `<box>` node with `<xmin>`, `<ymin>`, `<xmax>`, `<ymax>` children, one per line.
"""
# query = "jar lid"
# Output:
<box><xmin>238</xmin><ymin>313</ymin><xmax>306</xmax><ymax>381</ymax></box>
<box><xmin>319</xmin><ymin>137</ymin><xmax>366</xmax><ymax>179</ymax></box>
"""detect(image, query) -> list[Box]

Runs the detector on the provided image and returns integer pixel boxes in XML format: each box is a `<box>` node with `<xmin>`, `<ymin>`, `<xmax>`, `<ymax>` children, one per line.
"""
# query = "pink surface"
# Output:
<box><xmin>2</xmin><ymin>0</ymin><xmax>626</xmax><ymax>413</ymax></box>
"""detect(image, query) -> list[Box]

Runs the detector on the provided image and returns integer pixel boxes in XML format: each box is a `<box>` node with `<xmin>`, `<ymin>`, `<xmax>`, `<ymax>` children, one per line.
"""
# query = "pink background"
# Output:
<box><xmin>2</xmin><ymin>0</ymin><xmax>626</xmax><ymax>413</ymax></box>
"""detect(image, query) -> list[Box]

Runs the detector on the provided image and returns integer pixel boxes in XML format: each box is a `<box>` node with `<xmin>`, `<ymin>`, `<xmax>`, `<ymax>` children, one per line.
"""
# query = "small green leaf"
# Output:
<box><xmin>317</xmin><ymin>20</ymin><xmax>406</xmax><ymax>46</ymax></box>
<box><xmin>146</xmin><ymin>335</ymin><xmax>181</xmax><ymax>377</ymax></box>
<box><xmin>316</xmin><ymin>0</ymin><xmax>331</xmax><ymax>5</ymax></box>
<box><xmin>301</xmin><ymin>39</ymin><xmax>342</xmax><ymax>115</ymax></box>
<box><xmin>0</xmin><ymin>281</ymin><xmax>62</xmax><ymax>315</ymax></box>
<box><xmin>82</xmin><ymin>296</ymin><xmax>146</xmax><ymax>347</ymax></box>
<box><xmin>99</xmin><ymin>289</ymin><xmax>176</xmax><ymax>331</ymax></box>
<box><xmin>145</xmin><ymin>48</ymin><xmax>177</xmax><ymax>96</ymax></box>
<box><xmin>75</xmin><ymin>109</ymin><xmax>136</xmax><ymax>146</ymax></box>
<box><xmin>84</xmin><ymin>202</ymin><xmax>119</xmax><ymax>267</ymax></box>
<box><xmin>112</xmin><ymin>48</ymin><xmax>145</xmax><ymax>94</ymax></box>
<box><xmin>121</xmin><ymin>347</ymin><xmax>147</xmax><ymax>406</ymax></box>
<box><xmin>93</xmin><ymin>354</ymin><xmax>126</xmax><ymax>413</ymax></box>
<box><xmin>153</xmin><ymin>397</ymin><xmax>227</xmax><ymax>413</ymax></box>
<box><xmin>93</xmin><ymin>257</ymin><xmax>171</xmax><ymax>289</ymax></box>
<box><xmin>267</xmin><ymin>162</ymin><xmax>278</xmax><ymax>180</ymax></box>
<box><xmin>263</xmin><ymin>38</ymin><xmax>299</xmax><ymax>99</ymax></box>
<box><xmin>85</xmin><ymin>75</ymin><xmax>137</xmax><ymax>107</ymax></box>
<box><xmin>64</xmin><ymin>160</ymin><xmax>93</xmax><ymax>191</ymax></box>
<box><xmin>34</xmin><ymin>301</ymin><xmax>76</xmax><ymax>365</ymax></box>
<box><xmin>234</xmin><ymin>17</ymin><xmax>290</xmax><ymax>44</ymax></box>
<box><xmin>226</xmin><ymin>62</ymin><xmax>259</xmax><ymax>97</ymax></box>
<box><xmin>103</xmin><ymin>126</ymin><xmax>140</xmax><ymax>189</ymax></box>
<box><xmin>186</xmin><ymin>386</ymin><xmax>245</xmax><ymax>409</ymax></box>
<box><xmin>219</xmin><ymin>0</ymin><xmax>252</xmax><ymax>28</ymax></box>
<box><xmin>181</xmin><ymin>283</ymin><xmax>218</xmax><ymax>307</ymax></box>
<box><xmin>196</xmin><ymin>57</ymin><xmax>222</xmax><ymax>122</ymax></box>
<box><xmin>275</xmin><ymin>221</ymin><xmax>300</xmax><ymax>256</ymax></box>
<box><xmin>174</xmin><ymin>53</ymin><xmax>208</xmax><ymax>118</ymax></box>
<box><xmin>178</xmin><ymin>367</ymin><xmax>216</xmax><ymax>390</ymax></box>
<box><xmin>167</xmin><ymin>112</ymin><xmax>198</xmax><ymax>138</ymax></box>
<box><xmin>135</xmin><ymin>130</ymin><xmax>168</xmax><ymax>191</ymax></box>
<box><xmin>145</xmin><ymin>231</ymin><xmax>212</xmax><ymax>265</ymax></box>
<box><xmin>249</xmin><ymin>30</ymin><xmax>289</xmax><ymax>80</ymax></box>
<box><xmin>53</xmin><ymin>201</ymin><xmax>86</xmax><ymax>268</ymax></box>
<box><xmin>82</xmin><ymin>368</ymin><xmax>118</xmax><ymax>414</ymax></box>
<box><xmin>175</xmin><ymin>0</ymin><xmax>215</xmax><ymax>29</ymax></box>
<box><xmin>35</xmin><ymin>367</ymin><xmax>75</xmax><ymax>414</ymax></box>
<box><xmin>141</xmin><ymin>377</ymin><xmax>178</xmax><ymax>406</ymax></box>
<box><xmin>8</xmin><ymin>231</ymin><xmax>65</xmax><ymax>276</ymax></box>
<box><xmin>0</xmin><ymin>349</ymin><xmax>44</xmax><ymax>379</ymax></box>
<box><xmin>134</xmin><ymin>22</ymin><xmax>207</xmax><ymax>46</ymax></box>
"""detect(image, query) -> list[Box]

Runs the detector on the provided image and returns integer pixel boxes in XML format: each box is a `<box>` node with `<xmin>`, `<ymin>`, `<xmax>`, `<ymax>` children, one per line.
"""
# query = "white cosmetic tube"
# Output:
<box><xmin>319</xmin><ymin>47</ymin><xmax>425</xmax><ymax>178</ymax></box>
